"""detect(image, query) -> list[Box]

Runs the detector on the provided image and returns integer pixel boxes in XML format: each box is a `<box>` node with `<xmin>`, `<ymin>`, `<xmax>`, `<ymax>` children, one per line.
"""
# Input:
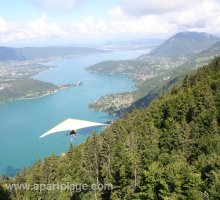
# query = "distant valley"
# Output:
<box><xmin>0</xmin><ymin>46</ymin><xmax>103</xmax><ymax>61</ymax></box>
<box><xmin>0</xmin><ymin>46</ymin><xmax>103</xmax><ymax>103</ymax></box>
<box><xmin>1</xmin><ymin>32</ymin><xmax>220</xmax><ymax>110</ymax></box>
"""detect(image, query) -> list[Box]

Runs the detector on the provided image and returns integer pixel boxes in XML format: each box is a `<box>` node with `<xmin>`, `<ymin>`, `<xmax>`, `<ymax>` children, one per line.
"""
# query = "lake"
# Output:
<box><xmin>0</xmin><ymin>49</ymin><xmax>147</xmax><ymax>176</ymax></box>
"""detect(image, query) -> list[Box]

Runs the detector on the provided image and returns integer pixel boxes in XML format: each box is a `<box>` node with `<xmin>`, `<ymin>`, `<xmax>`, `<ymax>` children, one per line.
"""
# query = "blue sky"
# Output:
<box><xmin>0</xmin><ymin>0</ymin><xmax>116</xmax><ymax>23</ymax></box>
<box><xmin>0</xmin><ymin>0</ymin><xmax>220</xmax><ymax>46</ymax></box>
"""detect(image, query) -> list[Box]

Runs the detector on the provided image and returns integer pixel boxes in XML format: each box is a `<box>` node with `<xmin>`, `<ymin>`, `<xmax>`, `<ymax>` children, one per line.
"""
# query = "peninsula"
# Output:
<box><xmin>0</xmin><ymin>45</ymin><xmax>97</xmax><ymax>104</ymax></box>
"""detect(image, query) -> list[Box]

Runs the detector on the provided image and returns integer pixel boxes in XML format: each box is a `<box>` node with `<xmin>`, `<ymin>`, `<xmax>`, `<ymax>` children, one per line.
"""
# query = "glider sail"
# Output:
<box><xmin>40</xmin><ymin>118</ymin><xmax>107</xmax><ymax>138</ymax></box>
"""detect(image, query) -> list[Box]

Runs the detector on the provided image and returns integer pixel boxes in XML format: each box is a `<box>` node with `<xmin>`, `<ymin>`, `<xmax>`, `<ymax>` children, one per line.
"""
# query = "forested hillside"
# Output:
<box><xmin>1</xmin><ymin>57</ymin><xmax>220</xmax><ymax>199</ymax></box>
<box><xmin>0</xmin><ymin>79</ymin><xmax>58</xmax><ymax>103</ymax></box>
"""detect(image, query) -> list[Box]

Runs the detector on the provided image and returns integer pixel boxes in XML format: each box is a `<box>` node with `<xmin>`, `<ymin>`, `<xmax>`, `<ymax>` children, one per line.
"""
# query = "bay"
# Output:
<box><xmin>0</xmin><ymin>49</ymin><xmax>147</xmax><ymax>176</ymax></box>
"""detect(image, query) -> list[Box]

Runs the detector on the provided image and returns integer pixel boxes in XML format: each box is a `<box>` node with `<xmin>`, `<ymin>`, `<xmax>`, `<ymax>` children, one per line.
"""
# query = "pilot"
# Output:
<box><xmin>70</xmin><ymin>130</ymin><xmax>77</xmax><ymax>139</ymax></box>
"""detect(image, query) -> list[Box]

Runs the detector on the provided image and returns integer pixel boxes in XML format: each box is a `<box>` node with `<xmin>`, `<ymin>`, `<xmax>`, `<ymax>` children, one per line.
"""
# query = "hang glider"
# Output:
<box><xmin>40</xmin><ymin>118</ymin><xmax>107</xmax><ymax>138</ymax></box>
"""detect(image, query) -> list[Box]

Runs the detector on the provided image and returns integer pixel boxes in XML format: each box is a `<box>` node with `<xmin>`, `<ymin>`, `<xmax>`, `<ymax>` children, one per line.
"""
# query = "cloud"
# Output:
<box><xmin>70</xmin><ymin>16</ymin><xmax>109</xmax><ymax>38</ymax></box>
<box><xmin>29</xmin><ymin>0</ymin><xmax>81</xmax><ymax>11</ymax></box>
<box><xmin>108</xmin><ymin>6</ymin><xmax>125</xmax><ymax>18</ymax></box>
<box><xmin>106</xmin><ymin>0</ymin><xmax>220</xmax><ymax>35</ymax></box>
<box><xmin>68</xmin><ymin>14</ymin><xmax>178</xmax><ymax>38</ymax></box>
<box><xmin>0</xmin><ymin>15</ymin><xmax>66</xmax><ymax>43</ymax></box>
<box><xmin>0</xmin><ymin>17</ymin><xmax>14</xmax><ymax>33</ymax></box>
<box><xmin>0</xmin><ymin>18</ymin><xmax>8</xmax><ymax>33</ymax></box>
<box><xmin>25</xmin><ymin>14</ymin><xmax>66</xmax><ymax>38</ymax></box>
<box><xmin>119</xmin><ymin>0</ymin><xmax>209</xmax><ymax>16</ymax></box>
<box><xmin>0</xmin><ymin>0</ymin><xmax>220</xmax><ymax>44</ymax></box>
<box><xmin>162</xmin><ymin>0</ymin><xmax>220</xmax><ymax>32</ymax></box>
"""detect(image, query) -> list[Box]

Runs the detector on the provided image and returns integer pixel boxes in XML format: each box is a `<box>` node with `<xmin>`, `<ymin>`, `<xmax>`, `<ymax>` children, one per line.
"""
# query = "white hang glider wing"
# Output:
<box><xmin>40</xmin><ymin>118</ymin><xmax>107</xmax><ymax>138</ymax></box>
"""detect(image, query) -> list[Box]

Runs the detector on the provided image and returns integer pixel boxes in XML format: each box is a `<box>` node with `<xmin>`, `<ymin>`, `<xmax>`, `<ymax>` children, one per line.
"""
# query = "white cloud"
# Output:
<box><xmin>106</xmin><ymin>0</ymin><xmax>220</xmax><ymax>35</ymax></box>
<box><xmin>25</xmin><ymin>14</ymin><xmax>66</xmax><ymax>38</ymax></box>
<box><xmin>70</xmin><ymin>16</ymin><xmax>109</xmax><ymax>38</ymax></box>
<box><xmin>110</xmin><ymin>15</ymin><xmax>177</xmax><ymax>35</ymax></box>
<box><xmin>66</xmin><ymin>14</ymin><xmax>178</xmax><ymax>38</ymax></box>
<box><xmin>118</xmin><ymin>0</ymin><xmax>207</xmax><ymax>16</ymax></box>
<box><xmin>29</xmin><ymin>0</ymin><xmax>81</xmax><ymax>11</ymax></box>
<box><xmin>0</xmin><ymin>0</ymin><xmax>220</xmax><ymax>44</ymax></box>
<box><xmin>108</xmin><ymin>6</ymin><xmax>125</xmax><ymax>18</ymax></box>
<box><xmin>0</xmin><ymin>18</ymin><xmax>8</xmax><ymax>33</ymax></box>
<box><xmin>162</xmin><ymin>0</ymin><xmax>220</xmax><ymax>32</ymax></box>
<box><xmin>0</xmin><ymin>15</ymin><xmax>66</xmax><ymax>43</ymax></box>
<box><xmin>0</xmin><ymin>17</ymin><xmax>14</xmax><ymax>34</ymax></box>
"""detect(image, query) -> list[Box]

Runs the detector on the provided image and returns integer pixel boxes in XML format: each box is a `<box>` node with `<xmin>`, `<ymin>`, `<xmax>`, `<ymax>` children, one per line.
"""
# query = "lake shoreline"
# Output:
<box><xmin>0</xmin><ymin>49</ymin><xmax>146</xmax><ymax>177</ymax></box>
<box><xmin>0</xmin><ymin>81</ymin><xmax>83</xmax><ymax>105</ymax></box>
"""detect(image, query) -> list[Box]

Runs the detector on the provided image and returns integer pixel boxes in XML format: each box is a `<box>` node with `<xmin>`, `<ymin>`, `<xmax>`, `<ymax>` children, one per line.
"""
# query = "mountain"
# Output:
<box><xmin>0</xmin><ymin>46</ymin><xmax>103</xmax><ymax>61</ymax></box>
<box><xmin>1</xmin><ymin>57</ymin><xmax>220</xmax><ymax>199</ymax></box>
<box><xmin>101</xmin><ymin>39</ymin><xmax>163</xmax><ymax>50</ymax></box>
<box><xmin>197</xmin><ymin>41</ymin><xmax>220</xmax><ymax>57</ymax></box>
<box><xmin>192</xmin><ymin>41</ymin><xmax>220</xmax><ymax>66</ymax></box>
<box><xmin>150</xmin><ymin>31</ymin><xmax>220</xmax><ymax>58</ymax></box>
<box><xmin>14</xmin><ymin>46</ymin><xmax>103</xmax><ymax>59</ymax></box>
<box><xmin>0</xmin><ymin>47</ymin><xmax>25</xmax><ymax>61</ymax></box>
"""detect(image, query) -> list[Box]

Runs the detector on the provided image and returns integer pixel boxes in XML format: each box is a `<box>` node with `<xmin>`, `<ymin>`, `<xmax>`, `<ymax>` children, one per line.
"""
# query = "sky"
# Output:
<box><xmin>0</xmin><ymin>0</ymin><xmax>220</xmax><ymax>46</ymax></box>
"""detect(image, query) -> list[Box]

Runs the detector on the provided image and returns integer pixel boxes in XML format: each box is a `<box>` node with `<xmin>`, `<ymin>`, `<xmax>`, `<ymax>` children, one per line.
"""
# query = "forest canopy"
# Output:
<box><xmin>1</xmin><ymin>57</ymin><xmax>220</xmax><ymax>200</ymax></box>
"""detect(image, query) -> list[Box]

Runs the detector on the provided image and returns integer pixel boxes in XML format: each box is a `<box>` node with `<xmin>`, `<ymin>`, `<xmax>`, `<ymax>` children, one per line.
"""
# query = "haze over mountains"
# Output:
<box><xmin>0</xmin><ymin>47</ymin><xmax>25</xmax><ymax>62</ymax></box>
<box><xmin>149</xmin><ymin>31</ymin><xmax>220</xmax><ymax>58</ymax></box>
<box><xmin>0</xmin><ymin>46</ymin><xmax>103</xmax><ymax>61</ymax></box>
<box><xmin>0</xmin><ymin>31</ymin><xmax>220</xmax><ymax>62</ymax></box>
<box><xmin>101</xmin><ymin>38</ymin><xmax>163</xmax><ymax>50</ymax></box>
<box><xmin>197</xmin><ymin>41</ymin><xmax>220</xmax><ymax>57</ymax></box>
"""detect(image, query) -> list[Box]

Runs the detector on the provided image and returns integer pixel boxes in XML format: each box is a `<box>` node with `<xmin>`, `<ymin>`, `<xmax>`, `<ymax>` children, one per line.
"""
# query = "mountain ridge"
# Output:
<box><xmin>0</xmin><ymin>46</ymin><xmax>103</xmax><ymax>61</ymax></box>
<box><xmin>149</xmin><ymin>31</ymin><xmax>220</xmax><ymax>58</ymax></box>
<box><xmin>0</xmin><ymin>46</ymin><xmax>25</xmax><ymax>61</ymax></box>
<box><xmin>197</xmin><ymin>40</ymin><xmax>220</xmax><ymax>56</ymax></box>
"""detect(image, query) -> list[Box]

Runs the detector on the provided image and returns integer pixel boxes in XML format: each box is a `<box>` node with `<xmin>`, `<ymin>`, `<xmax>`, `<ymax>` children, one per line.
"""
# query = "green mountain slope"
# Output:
<box><xmin>128</xmin><ymin>76</ymin><xmax>181</xmax><ymax>110</ymax></box>
<box><xmin>1</xmin><ymin>58</ymin><xmax>220</xmax><ymax>199</ymax></box>
<box><xmin>87</xmin><ymin>57</ymin><xmax>195</xmax><ymax>114</ymax></box>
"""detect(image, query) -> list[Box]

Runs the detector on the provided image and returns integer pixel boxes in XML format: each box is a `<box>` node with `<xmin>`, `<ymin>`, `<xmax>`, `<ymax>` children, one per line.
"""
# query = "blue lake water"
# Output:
<box><xmin>0</xmin><ymin>50</ymin><xmax>146</xmax><ymax>176</ymax></box>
